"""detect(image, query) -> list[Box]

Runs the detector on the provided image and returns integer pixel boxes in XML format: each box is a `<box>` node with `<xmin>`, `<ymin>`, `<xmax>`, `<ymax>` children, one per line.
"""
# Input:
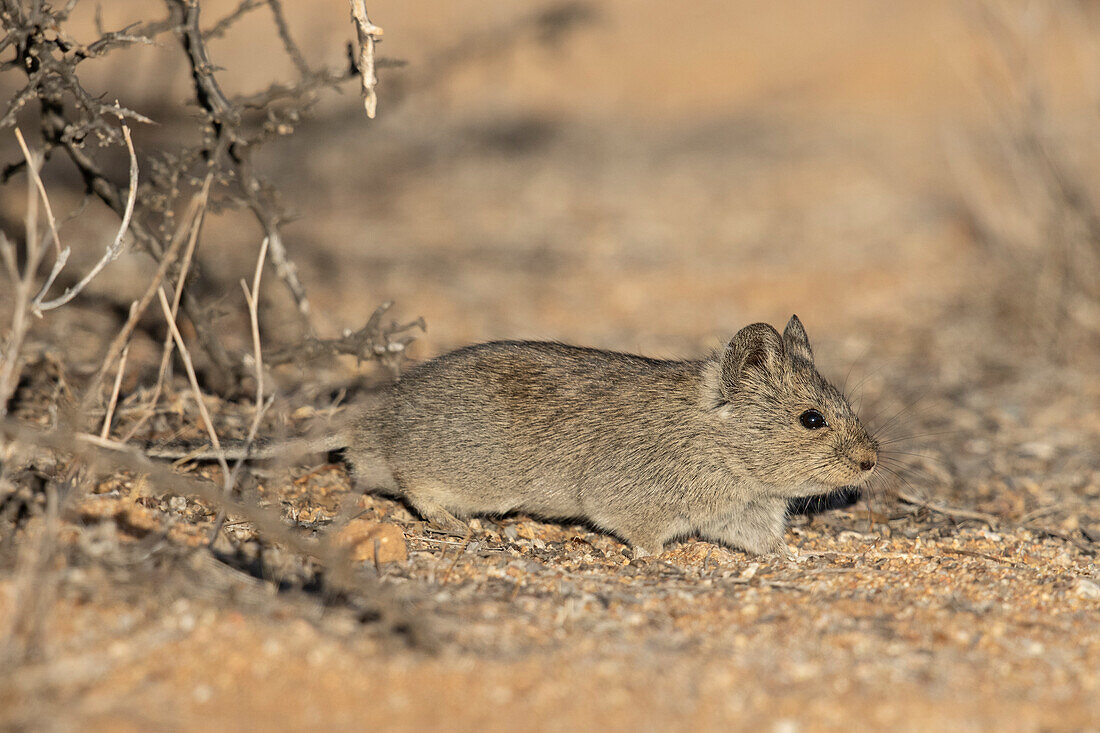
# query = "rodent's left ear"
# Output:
<box><xmin>783</xmin><ymin>314</ymin><xmax>813</xmax><ymax>362</ymax></box>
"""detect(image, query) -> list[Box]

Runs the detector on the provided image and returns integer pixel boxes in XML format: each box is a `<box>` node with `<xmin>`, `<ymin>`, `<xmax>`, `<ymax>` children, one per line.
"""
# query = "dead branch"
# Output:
<box><xmin>36</xmin><ymin>104</ymin><xmax>242</xmax><ymax>390</ymax></box>
<box><xmin>268</xmin><ymin>0</ymin><xmax>311</xmax><ymax>80</ymax></box>
<box><xmin>33</xmin><ymin>124</ymin><xmax>138</xmax><ymax>313</ymax></box>
<box><xmin>895</xmin><ymin>489</ymin><xmax>1001</xmax><ymax>527</ymax></box>
<box><xmin>0</xmin><ymin>137</ymin><xmax>47</xmax><ymax>416</ymax></box>
<box><xmin>203</xmin><ymin>0</ymin><xmax>267</xmax><ymax>40</ymax></box>
<box><xmin>3</xmin><ymin>0</ymin><xmax>407</xmax><ymax>396</ymax></box>
<box><xmin>349</xmin><ymin>0</ymin><xmax>384</xmax><ymax>118</ymax></box>
<box><xmin>0</xmin><ymin>418</ymin><xmax>429</xmax><ymax>644</ymax></box>
<box><xmin>264</xmin><ymin>301</ymin><xmax>425</xmax><ymax>373</ymax></box>
<box><xmin>171</xmin><ymin>0</ymin><xmax>316</xmax><ymax>330</ymax></box>
<box><xmin>177</xmin><ymin>0</ymin><xmax>236</xmax><ymax>124</ymax></box>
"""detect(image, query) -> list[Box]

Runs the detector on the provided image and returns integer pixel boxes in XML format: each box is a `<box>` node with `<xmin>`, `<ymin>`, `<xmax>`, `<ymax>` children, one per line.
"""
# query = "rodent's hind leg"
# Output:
<box><xmin>704</xmin><ymin>498</ymin><xmax>791</xmax><ymax>558</ymax></box>
<box><xmin>395</xmin><ymin>477</ymin><xmax>472</xmax><ymax>536</ymax></box>
<box><xmin>403</xmin><ymin>494</ymin><xmax>470</xmax><ymax>537</ymax></box>
<box><xmin>345</xmin><ymin>449</ymin><xmax>399</xmax><ymax>493</ymax></box>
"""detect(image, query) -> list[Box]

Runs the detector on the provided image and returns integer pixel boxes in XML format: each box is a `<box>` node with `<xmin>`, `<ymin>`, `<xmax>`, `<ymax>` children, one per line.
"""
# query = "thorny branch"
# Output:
<box><xmin>2</xmin><ymin>0</ymin><xmax>400</xmax><ymax>393</ymax></box>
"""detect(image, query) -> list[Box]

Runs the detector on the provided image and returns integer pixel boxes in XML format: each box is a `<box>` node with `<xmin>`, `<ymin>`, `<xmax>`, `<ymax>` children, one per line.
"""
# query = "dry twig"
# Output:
<box><xmin>99</xmin><ymin>341</ymin><xmax>130</xmax><ymax>441</ymax></box>
<box><xmin>265</xmin><ymin>301</ymin><xmax>425</xmax><ymax>374</ymax></box>
<box><xmin>349</xmin><ymin>0</ymin><xmax>384</xmax><ymax>118</ymax></box>
<box><xmin>155</xmin><ymin>287</ymin><xmax>231</xmax><ymax>482</ymax></box>
<box><xmin>80</xmin><ymin>193</ymin><xmax>205</xmax><ymax>418</ymax></box>
<box><xmin>0</xmin><ymin>419</ymin><xmax>428</xmax><ymax>644</ymax></box>
<box><xmin>33</xmin><ymin>125</ymin><xmax>138</xmax><ymax>314</ymax></box>
<box><xmin>209</xmin><ymin>236</ymin><xmax>274</xmax><ymax>543</ymax></box>
<box><xmin>119</xmin><ymin>177</ymin><xmax>212</xmax><ymax>443</ymax></box>
<box><xmin>895</xmin><ymin>489</ymin><xmax>1001</xmax><ymax>527</ymax></box>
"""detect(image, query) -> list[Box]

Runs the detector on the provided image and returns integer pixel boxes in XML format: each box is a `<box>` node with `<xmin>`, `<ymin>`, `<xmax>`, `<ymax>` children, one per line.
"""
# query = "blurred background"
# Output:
<box><xmin>5</xmin><ymin>0</ymin><xmax>1100</xmax><ymax>376</ymax></box>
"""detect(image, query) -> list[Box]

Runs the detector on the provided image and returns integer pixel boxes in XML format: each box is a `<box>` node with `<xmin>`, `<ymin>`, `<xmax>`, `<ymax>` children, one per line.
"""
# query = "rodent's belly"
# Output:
<box><xmin>432</xmin><ymin>472</ymin><xmax>585</xmax><ymax>519</ymax></box>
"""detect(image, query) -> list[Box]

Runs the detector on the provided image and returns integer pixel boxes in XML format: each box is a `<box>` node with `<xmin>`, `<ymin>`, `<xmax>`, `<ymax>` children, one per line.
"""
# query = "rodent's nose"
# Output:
<box><xmin>859</xmin><ymin>458</ymin><xmax>875</xmax><ymax>472</ymax></box>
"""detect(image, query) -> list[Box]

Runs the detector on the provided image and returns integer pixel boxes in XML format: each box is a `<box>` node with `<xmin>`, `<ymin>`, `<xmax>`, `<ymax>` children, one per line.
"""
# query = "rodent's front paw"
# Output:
<box><xmin>770</xmin><ymin>542</ymin><xmax>795</xmax><ymax>562</ymax></box>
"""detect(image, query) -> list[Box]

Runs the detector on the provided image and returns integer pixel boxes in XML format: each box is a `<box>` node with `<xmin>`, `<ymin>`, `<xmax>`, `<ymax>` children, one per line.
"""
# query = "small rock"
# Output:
<box><xmin>335</xmin><ymin>520</ymin><xmax>408</xmax><ymax>565</ymax></box>
<box><xmin>1073</xmin><ymin>577</ymin><xmax>1100</xmax><ymax>600</ymax></box>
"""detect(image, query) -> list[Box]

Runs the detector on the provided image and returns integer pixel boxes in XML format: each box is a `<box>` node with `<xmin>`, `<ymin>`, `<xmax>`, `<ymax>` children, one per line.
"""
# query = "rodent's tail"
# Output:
<box><xmin>144</xmin><ymin>430</ymin><xmax>352</xmax><ymax>462</ymax></box>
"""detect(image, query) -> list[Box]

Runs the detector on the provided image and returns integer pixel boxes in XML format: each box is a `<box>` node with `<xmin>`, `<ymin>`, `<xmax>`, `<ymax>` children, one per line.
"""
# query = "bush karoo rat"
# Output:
<box><xmin>151</xmin><ymin>316</ymin><xmax>878</xmax><ymax>557</ymax></box>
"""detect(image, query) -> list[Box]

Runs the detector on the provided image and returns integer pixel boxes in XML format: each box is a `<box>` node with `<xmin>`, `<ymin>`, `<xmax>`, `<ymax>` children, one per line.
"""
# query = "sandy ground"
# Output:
<box><xmin>1</xmin><ymin>1</ymin><xmax>1099</xmax><ymax>731</ymax></box>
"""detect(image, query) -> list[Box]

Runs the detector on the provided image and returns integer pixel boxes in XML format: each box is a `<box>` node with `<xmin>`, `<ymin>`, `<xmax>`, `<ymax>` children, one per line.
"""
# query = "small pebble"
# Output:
<box><xmin>1073</xmin><ymin>577</ymin><xmax>1100</xmax><ymax>600</ymax></box>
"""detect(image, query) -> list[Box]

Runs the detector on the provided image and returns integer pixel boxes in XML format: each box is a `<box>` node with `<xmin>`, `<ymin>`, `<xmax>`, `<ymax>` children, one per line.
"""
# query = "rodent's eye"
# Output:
<box><xmin>799</xmin><ymin>409</ymin><xmax>827</xmax><ymax>430</ymax></box>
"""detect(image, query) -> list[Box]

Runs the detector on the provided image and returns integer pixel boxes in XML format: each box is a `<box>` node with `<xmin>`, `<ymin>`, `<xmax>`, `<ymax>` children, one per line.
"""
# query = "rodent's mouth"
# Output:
<box><xmin>838</xmin><ymin>456</ymin><xmax>874</xmax><ymax>484</ymax></box>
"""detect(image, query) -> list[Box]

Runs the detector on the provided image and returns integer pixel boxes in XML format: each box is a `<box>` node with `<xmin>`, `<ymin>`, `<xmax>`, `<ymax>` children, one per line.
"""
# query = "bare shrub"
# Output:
<box><xmin>1</xmin><ymin>0</ymin><xmax>404</xmax><ymax>401</ymax></box>
<box><xmin>0</xmin><ymin>2</ymin><xmax>430</xmax><ymax>719</ymax></box>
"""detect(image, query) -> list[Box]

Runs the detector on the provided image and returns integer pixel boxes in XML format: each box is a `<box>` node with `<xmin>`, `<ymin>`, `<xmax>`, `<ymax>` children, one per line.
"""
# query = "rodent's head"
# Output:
<box><xmin>711</xmin><ymin>315</ymin><xmax>878</xmax><ymax>497</ymax></box>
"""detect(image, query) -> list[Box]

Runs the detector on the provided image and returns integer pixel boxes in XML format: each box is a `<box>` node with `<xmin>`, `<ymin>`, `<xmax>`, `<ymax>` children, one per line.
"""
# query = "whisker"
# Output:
<box><xmin>844</xmin><ymin>362</ymin><xmax>888</xmax><ymax>407</ymax></box>
<box><xmin>878</xmin><ymin>453</ymin><xmax>943</xmax><ymax>473</ymax></box>
<box><xmin>868</xmin><ymin>390</ymin><xmax>933</xmax><ymax>439</ymax></box>
<box><xmin>875</xmin><ymin>429</ymin><xmax>962</xmax><ymax>445</ymax></box>
<box><xmin>877</xmin><ymin>462</ymin><xmax>940</xmax><ymax>486</ymax></box>
<box><xmin>840</xmin><ymin>356</ymin><xmax>860</xmax><ymax>398</ymax></box>
<box><xmin>876</xmin><ymin>464</ymin><xmax>929</xmax><ymax>498</ymax></box>
<box><xmin>878</xmin><ymin>458</ymin><xmax>940</xmax><ymax>477</ymax></box>
<box><xmin>879</xmin><ymin>449</ymin><xmax>948</xmax><ymax>465</ymax></box>
<box><xmin>879</xmin><ymin>451</ymin><xmax>944</xmax><ymax>466</ymax></box>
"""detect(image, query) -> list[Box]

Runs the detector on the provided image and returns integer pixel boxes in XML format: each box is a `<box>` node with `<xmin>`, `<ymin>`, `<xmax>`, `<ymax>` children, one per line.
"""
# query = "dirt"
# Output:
<box><xmin>2</xmin><ymin>1</ymin><xmax>1099</xmax><ymax>731</ymax></box>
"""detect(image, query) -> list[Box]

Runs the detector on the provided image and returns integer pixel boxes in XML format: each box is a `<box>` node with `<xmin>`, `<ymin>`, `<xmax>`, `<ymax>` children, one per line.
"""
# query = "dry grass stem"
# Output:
<box><xmin>98</xmin><ymin>339</ymin><xmax>130</xmax><ymax>441</ymax></box>
<box><xmin>895</xmin><ymin>489</ymin><xmax>1000</xmax><ymax>527</ymax></box>
<box><xmin>80</xmin><ymin>193</ymin><xmax>205</xmax><ymax>417</ymax></box>
<box><xmin>155</xmin><ymin>287</ymin><xmax>230</xmax><ymax>482</ymax></box>
<box><xmin>13</xmin><ymin>128</ymin><xmax>62</xmax><ymax>258</ymax></box>
<box><xmin>209</xmin><ymin>236</ymin><xmax>272</xmax><ymax>542</ymax></box>
<box><xmin>1</xmin><ymin>133</ymin><xmax>46</xmax><ymax>414</ymax></box>
<box><xmin>119</xmin><ymin>177</ymin><xmax>212</xmax><ymax>444</ymax></box>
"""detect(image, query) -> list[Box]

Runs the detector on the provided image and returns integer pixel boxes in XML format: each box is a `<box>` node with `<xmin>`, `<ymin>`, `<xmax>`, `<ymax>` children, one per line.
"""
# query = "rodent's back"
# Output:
<box><xmin>371</xmin><ymin>341</ymin><xmax>712</xmax><ymax>516</ymax></box>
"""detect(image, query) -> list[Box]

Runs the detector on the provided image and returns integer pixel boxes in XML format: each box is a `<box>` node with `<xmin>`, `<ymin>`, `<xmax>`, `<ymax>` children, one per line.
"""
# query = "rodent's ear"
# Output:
<box><xmin>782</xmin><ymin>314</ymin><xmax>813</xmax><ymax>362</ymax></box>
<box><xmin>721</xmin><ymin>323</ymin><xmax>784</xmax><ymax>395</ymax></box>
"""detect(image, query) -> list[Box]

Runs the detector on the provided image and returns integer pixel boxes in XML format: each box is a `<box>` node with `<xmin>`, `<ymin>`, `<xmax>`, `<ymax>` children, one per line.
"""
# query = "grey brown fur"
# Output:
<box><xmin>151</xmin><ymin>316</ymin><xmax>878</xmax><ymax>557</ymax></box>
